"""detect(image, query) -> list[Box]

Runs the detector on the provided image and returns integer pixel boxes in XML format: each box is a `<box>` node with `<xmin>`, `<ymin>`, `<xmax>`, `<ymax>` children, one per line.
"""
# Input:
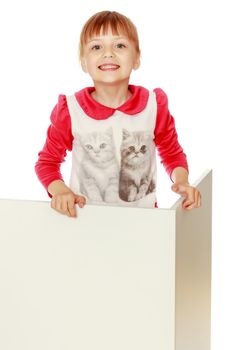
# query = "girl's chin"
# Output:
<box><xmin>93</xmin><ymin>77</ymin><xmax>130</xmax><ymax>85</ymax></box>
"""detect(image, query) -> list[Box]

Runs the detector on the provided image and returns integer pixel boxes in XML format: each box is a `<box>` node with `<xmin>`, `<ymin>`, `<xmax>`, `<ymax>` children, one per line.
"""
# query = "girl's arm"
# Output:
<box><xmin>35</xmin><ymin>94</ymin><xmax>73</xmax><ymax>193</ymax></box>
<box><xmin>154</xmin><ymin>89</ymin><xmax>201</xmax><ymax>209</ymax></box>
<box><xmin>35</xmin><ymin>95</ymin><xmax>86</xmax><ymax>217</ymax></box>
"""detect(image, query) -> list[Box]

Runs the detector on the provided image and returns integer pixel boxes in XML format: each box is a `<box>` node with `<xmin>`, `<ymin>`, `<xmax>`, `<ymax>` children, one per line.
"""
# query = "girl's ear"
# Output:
<box><xmin>133</xmin><ymin>54</ymin><xmax>141</xmax><ymax>70</ymax></box>
<box><xmin>81</xmin><ymin>58</ymin><xmax>88</xmax><ymax>73</ymax></box>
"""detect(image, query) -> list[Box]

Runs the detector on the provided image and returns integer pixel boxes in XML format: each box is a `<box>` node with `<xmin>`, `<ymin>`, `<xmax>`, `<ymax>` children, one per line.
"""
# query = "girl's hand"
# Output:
<box><xmin>171</xmin><ymin>183</ymin><xmax>201</xmax><ymax>210</ymax></box>
<box><xmin>51</xmin><ymin>191</ymin><xmax>86</xmax><ymax>217</ymax></box>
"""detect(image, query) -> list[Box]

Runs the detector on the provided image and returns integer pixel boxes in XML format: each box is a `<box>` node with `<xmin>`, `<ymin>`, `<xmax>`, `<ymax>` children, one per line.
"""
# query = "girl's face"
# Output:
<box><xmin>81</xmin><ymin>27</ymin><xmax>140</xmax><ymax>85</ymax></box>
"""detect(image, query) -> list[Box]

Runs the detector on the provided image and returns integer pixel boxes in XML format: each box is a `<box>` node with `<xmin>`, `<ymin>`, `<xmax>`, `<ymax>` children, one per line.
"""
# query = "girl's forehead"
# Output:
<box><xmin>87</xmin><ymin>34</ymin><xmax>128</xmax><ymax>43</ymax></box>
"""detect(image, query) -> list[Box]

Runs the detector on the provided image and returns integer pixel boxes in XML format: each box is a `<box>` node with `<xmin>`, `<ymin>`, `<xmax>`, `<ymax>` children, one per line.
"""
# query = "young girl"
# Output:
<box><xmin>35</xmin><ymin>10</ymin><xmax>201</xmax><ymax>217</ymax></box>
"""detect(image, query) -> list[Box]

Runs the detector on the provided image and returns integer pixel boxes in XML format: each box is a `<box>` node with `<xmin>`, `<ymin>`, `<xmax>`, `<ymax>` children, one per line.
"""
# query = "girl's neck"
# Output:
<box><xmin>91</xmin><ymin>81</ymin><xmax>132</xmax><ymax>109</ymax></box>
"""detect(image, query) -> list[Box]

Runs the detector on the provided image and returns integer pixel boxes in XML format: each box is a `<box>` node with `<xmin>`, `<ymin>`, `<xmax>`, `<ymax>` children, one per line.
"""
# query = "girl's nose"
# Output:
<box><xmin>104</xmin><ymin>54</ymin><xmax>113</xmax><ymax>58</ymax></box>
<box><xmin>103</xmin><ymin>48</ymin><xmax>114</xmax><ymax>58</ymax></box>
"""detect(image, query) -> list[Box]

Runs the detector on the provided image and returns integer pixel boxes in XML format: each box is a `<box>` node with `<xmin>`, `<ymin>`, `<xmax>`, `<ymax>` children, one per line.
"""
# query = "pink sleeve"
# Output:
<box><xmin>154</xmin><ymin>88</ymin><xmax>189</xmax><ymax>178</ymax></box>
<box><xmin>35</xmin><ymin>95</ymin><xmax>73</xmax><ymax>194</ymax></box>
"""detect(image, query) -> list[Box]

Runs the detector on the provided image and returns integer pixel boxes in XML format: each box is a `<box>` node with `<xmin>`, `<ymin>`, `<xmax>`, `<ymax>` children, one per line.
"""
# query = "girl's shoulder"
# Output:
<box><xmin>50</xmin><ymin>94</ymin><xmax>71</xmax><ymax>127</ymax></box>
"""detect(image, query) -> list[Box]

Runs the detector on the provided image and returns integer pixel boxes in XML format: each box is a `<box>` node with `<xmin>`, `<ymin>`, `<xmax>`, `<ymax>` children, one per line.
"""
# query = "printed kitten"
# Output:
<box><xmin>79</xmin><ymin>128</ymin><xmax>119</xmax><ymax>203</ymax></box>
<box><xmin>119</xmin><ymin>129</ymin><xmax>155</xmax><ymax>202</ymax></box>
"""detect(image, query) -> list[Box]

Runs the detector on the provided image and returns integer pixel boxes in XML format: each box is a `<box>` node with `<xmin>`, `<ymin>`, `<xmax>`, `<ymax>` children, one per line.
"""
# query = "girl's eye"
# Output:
<box><xmin>116</xmin><ymin>43</ymin><xmax>126</xmax><ymax>49</ymax></box>
<box><xmin>91</xmin><ymin>45</ymin><xmax>101</xmax><ymax>50</ymax></box>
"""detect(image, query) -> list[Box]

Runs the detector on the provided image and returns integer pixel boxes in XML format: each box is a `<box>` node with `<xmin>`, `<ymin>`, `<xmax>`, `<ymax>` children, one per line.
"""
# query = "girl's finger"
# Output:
<box><xmin>68</xmin><ymin>200</ymin><xmax>77</xmax><ymax>217</ymax></box>
<box><xmin>185</xmin><ymin>203</ymin><xmax>196</xmax><ymax>210</ymax></box>
<box><xmin>182</xmin><ymin>199</ymin><xmax>193</xmax><ymax>209</ymax></box>
<box><xmin>193</xmin><ymin>189</ymin><xmax>201</xmax><ymax>208</ymax></box>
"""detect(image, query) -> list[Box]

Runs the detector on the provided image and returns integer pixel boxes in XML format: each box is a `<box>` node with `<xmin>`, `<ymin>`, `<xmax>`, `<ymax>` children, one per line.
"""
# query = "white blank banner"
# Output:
<box><xmin>0</xmin><ymin>170</ymin><xmax>212</xmax><ymax>350</ymax></box>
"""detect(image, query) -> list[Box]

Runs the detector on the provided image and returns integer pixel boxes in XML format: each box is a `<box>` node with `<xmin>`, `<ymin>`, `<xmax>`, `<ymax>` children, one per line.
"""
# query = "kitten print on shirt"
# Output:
<box><xmin>78</xmin><ymin>127</ymin><xmax>155</xmax><ymax>204</ymax></box>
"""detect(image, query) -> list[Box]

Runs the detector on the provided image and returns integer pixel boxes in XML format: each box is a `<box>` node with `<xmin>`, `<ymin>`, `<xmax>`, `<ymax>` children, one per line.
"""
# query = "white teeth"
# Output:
<box><xmin>99</xmin><ymin>64</ymin><xmax>119</xmax><ymax>69</ymax></box>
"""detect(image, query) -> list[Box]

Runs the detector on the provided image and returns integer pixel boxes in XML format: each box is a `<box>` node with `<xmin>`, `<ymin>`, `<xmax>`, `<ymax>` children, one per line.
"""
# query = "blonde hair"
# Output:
<box><xmin>79</xmin><ymin>11</ymin><xmax>140</xmax><ymax>58</ymax></box>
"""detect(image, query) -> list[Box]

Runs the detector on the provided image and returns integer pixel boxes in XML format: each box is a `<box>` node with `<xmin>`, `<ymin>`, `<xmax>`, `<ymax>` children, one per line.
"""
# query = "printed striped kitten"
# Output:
<box><xmin>119</xmin><ymin>129</ymin><xmax>155</xmax><ymax>202</ymax></box>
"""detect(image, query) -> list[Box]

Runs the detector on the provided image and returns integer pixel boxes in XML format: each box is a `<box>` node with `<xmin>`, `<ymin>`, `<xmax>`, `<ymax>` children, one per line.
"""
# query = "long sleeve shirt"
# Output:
<box><xmin>35</xmin><ymin>85</ymin><xmax>188</xmax><ymax>195</ymax></box>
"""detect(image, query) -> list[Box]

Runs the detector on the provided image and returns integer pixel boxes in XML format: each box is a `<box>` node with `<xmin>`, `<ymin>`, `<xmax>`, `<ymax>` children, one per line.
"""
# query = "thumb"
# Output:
<box><xmin>171</xmin><ymin>184</ymin><xmax>179</xmax><ymax>192</ymax></box>
<box><xmin>74</xmin><ymin>195</ymin><xmax>86</xmax><ymax>207</ymax></box>
<box><xmin>171</xmin><ymin>183</ymin><xmax>188</xmax><ymax>196</ymax></box>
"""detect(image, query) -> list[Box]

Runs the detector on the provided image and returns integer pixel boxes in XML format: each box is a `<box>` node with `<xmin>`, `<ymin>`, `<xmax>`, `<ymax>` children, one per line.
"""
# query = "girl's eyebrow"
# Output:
<box><xmin>87</xmin><ymin>36</ymin><xmax>128</xmax><ymax>43</ymax></box>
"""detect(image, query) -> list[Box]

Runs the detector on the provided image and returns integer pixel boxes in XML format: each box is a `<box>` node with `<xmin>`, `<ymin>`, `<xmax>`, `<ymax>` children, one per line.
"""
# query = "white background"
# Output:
<box><xmin>0</xmin><ymin>0</ymin><xmax>232</xmax><ymax>348</ymax></box>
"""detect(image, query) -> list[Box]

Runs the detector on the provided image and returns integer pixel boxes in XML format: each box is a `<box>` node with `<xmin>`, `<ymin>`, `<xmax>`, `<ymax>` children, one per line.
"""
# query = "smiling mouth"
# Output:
<box><xmin>98</xmin><ymin>64</ymin><xmax>120</xmax><ymax>71</ymax></box>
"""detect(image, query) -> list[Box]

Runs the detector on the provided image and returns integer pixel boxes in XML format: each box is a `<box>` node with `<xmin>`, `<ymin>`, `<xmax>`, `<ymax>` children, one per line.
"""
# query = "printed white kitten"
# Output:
<box><xmin>79</xmin><ymin>128</ymin><xmax>119</xmax><ymax>203</ymax></box>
